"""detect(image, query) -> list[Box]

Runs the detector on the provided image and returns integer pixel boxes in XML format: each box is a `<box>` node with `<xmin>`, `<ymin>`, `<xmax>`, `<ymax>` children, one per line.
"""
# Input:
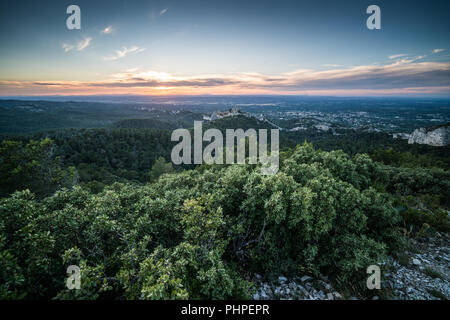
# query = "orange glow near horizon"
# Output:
<box><xmin>1</xmin><ymin>59</ymin><xmax>449</xmax><ymax>97</ymax></box>
<box><xmin>1</xmin><ymin>85</ymin><xmax>449</xmax><ymax>97</ymax></box>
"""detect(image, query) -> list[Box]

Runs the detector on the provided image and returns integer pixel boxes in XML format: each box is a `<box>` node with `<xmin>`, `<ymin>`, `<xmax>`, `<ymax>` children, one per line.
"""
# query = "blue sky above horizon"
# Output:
<box><xmin>0</xmin><ymin>0</ymin><xmax>449</xmax><ymax>96</ymax></box>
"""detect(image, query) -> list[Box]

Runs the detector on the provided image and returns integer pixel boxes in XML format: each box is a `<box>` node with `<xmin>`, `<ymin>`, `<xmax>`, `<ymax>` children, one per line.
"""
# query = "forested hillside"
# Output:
<box><xmin>1</xmin><ymin>136</ymin><xmax>449</xmax><ymax>299</ymax></box>
<box><xmin>0</xmin><ymin>113</ymin><xmax>449</xmax><ymax>300</ymax></box>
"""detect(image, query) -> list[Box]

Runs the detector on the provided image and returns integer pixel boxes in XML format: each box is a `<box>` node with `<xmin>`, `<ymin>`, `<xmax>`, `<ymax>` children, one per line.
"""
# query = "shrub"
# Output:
<box><xmin>0</xmin><ymin>144</ymin><xmax>411</xmax><ymax>299</ymax></box>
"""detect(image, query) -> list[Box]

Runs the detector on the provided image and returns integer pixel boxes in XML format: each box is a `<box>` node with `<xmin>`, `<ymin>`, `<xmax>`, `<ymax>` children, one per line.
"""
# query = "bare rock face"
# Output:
<box><xmin>408</xmin><ymin>123</ymin><xmax>450</xmax><ymax>146</ymax></box>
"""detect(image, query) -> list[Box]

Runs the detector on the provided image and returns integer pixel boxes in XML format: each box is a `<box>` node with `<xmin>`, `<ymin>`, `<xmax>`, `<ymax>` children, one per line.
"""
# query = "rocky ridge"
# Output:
<box><xmin>384</xmin><ymin>233</ymin><xmax>449</xmax><ymax>300</ymax></box>
<box><xmin>252</xmin><ymin>233</ymin><xmax>449</xmax><ymax>300</ymax></box>
<box><xmin>408</xmin><ymin>123</ymin><xmax>450</xmax><ymax>146</ymax></box>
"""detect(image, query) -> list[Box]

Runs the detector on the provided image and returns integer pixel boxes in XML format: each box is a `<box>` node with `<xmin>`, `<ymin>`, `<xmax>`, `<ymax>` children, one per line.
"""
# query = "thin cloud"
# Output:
<box><xmin>62</xmin><ymin>37</ymin><xmax>92</xmax><ymax>52</ymax></box>
<box><xmin>62</xmin><ymin>43</ymin><xmax>74</xmax><ymax>52</ymax></box>
<box><xmin>389</xmin><ymin>54</ymin><xmax>408</xmax><ymax>59</ymax></box>
<box><xmin>432</xmin><ymin>48</ymin><xmax>445</xmax><ymax>54</ymax></box>
<box><xmin>76</xmin><ymin>37</ymin><xmax>92</xmax><ymax>51</ymax></box>
<box><xmin>160</xmin><ymin>8</ymin><xmax>168</xmax><ymax>16</ymax></box>
<box><xmin>322</xmin><ymin>64</ymin><xmax>345</xmax><ymax>68</ymax></box>
<box><xmin>101</xmin><ymin>26</ymin><xmax>115</xmax><ymax>34</ymax></box>
<box><xmin>2</xmin><ymin>59</ymin><xmax>449</xmax><ymax>96</ymax></box>
<box><xmin>103</xmin><ymin>46</ymin><xmax>146</xmax><ymax>61</ymax></box>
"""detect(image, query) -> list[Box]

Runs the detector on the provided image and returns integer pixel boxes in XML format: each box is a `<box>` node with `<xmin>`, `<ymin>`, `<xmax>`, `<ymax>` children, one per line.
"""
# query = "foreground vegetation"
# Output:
<box><xmin>1</xmin><ymin>133</ymin><xmax>448</xmax><ymax>299</ymax></box>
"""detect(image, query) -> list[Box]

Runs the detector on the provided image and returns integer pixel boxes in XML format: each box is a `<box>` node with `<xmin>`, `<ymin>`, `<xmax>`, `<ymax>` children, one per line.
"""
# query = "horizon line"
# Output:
<box><xmin>1</xmin><ymin>93</ymin><xmax>450</xmax><ymax>99</ymax></box>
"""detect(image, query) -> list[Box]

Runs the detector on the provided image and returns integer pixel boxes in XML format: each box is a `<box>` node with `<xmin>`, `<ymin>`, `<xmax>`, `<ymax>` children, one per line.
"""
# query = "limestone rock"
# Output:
<box><xmin>408</xmin><ymin>123</ymin><xmax>450</xmax><ymax>146</ymax></box>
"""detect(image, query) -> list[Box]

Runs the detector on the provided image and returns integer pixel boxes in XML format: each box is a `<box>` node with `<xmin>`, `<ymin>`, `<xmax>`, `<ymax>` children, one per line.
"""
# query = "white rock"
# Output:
<box><xmin>408</xmin><ymin>125</ymin><xmax>450</xmax><ymax>146</ymax></box>
<box><xmin>412</xmin><ymin>258</ymin><xmax>421</xmax><ymax>266</ymax></box>
<box><xmin>333</xmin><ymin>292</ymin><xmax>342</xmax><ymax>299</ymax></box>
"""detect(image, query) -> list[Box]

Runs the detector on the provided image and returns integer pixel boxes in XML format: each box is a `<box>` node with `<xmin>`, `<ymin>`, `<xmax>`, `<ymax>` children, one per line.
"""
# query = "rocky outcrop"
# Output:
<box><xmin>408</xmin><ymin>123</ymin><xmax>450</xmax><ymax>146</ymax></box>
<box><xmin>384</xmin><ymin>234</ymin><xmax>449</xmax><ymax>300</ymax></box>
<box><xmin>251</xmin><ymin>233</ymin><xmax>449</xmax><ymax>300</ymax></box>
<box><xmin>252</xmin><ymin>273</ymin><xmax>344</xmax><ymax>300</ymax></box>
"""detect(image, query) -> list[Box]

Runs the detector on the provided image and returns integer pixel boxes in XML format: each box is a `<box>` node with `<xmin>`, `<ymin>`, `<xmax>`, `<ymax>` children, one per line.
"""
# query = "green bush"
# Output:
<box><xmin>0</xmin><ymin>143</ymin><xmax>432</xmax><ymax>299</ymax></box>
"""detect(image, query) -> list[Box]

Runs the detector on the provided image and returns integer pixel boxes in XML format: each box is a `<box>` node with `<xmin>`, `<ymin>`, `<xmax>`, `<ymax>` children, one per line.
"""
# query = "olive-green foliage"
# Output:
<box><xmin>395</xmin><ymin>195</ymin><xmax>450</xmax><ymax>233</ymax></box>
<box><xmin>1</xmin><ymin>143</ymin><xmax>447</xmax><ymax>299</ymax></box>
<box><xmin>0</xmin><ymin>190</ymin><xmax>55</xmax><ymax>299</ymax></box>
<box><xmin>148</xmin><ymin>157</ymin><xmax>174</xmax><ymax>182</ymax></box>
<box><xmin>35</xmin><ymin>128</ymin><xmax>176</xmax><ymax>184</ymax></box>
<box><xmin>371</xmin><ymin>147</ymin><xmax>450</xmax><ymax>170</ymax></box>
<box><xmin>0</xmin><ymin>138</ymin><xmax>77</xmax><ymax>197</ymax></box>
<box><xmin>386</xmin><ymin>167</ymin><xmax>450</xmax><ymax>207</ymax></box>
<box><xmin>221</xmin><ymin>144</ymin><xmax>399</xmax><ymax>289</ymax></box>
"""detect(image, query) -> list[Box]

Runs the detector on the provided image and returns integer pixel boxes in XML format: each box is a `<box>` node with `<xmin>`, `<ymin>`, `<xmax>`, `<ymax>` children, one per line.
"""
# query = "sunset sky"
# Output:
<box><xmin>0</xmin><ymin>0</ymin><xmax>449</xmax><ymax>96</ymax></box>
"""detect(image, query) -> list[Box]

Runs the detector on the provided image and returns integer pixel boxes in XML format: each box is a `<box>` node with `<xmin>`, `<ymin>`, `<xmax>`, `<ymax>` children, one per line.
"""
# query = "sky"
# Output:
<box><xmin>0</xmin><ymin>0</ymin><xmax>449</xmax><ymax>96</ymax></box>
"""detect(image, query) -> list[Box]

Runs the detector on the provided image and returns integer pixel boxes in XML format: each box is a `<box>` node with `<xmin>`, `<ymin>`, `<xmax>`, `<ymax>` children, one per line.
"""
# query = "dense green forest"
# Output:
<box><xmin>0</xmin><ymin>115</ymin><xmax>449</xmax><ymax>299</ymax></box>
<box><xmin>0</xmin><ymin>100</ymin><xmax>202</xmax><ymax>134</ymax></box>
<box><xmin>2</xmin><ymin>116</ymin><xmax>449</xmax><ymax>189</ymax></box>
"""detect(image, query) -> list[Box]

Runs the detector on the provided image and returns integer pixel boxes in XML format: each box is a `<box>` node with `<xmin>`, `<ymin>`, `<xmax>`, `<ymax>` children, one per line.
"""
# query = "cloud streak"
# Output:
<box><xmin>62</xmin><ymin>43</ymin><xmax>73</xmax><ymax>52</ymax></box>
<box><xmin>101</xmin><ymin>26</ymin><xmax>114</xmax><ymax>34</ymax></box>
<box><xmin>103</xmin><ymin>46</ymin><xmax>146</xmax><ymax>61</ymax></box>
<box><xmin>76</xmin><ymin>37</ymin><xmax>92</xmax><ymax>51</ymax></box>
<box><xmin>389</xmin><ymin>54</ymin><xmax>408</xmax><ymax>59</ymax></box>
<box><xmin>432</xmin><ymin>48</ymin><xmax>445</xmax><ymax>54</ymax></box>
<box><xmin>1</xmin><ymin>59</ymin><xmax>449</xmax><ymax>96</ymax></box>
<box><xmin>62</xmin><ymin>37</ymin><xmax>92</xmax><ymax>52</ymax></box>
